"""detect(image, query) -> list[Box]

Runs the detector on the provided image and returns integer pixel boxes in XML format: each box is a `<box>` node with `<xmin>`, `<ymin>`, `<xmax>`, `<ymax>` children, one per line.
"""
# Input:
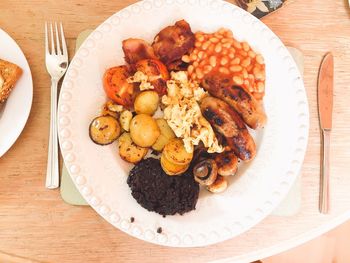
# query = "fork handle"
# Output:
<box><xmin>319</xmin><ymin>129</ymin><xmax>331</xmax><ymax>214</ymax></box>
<box><xmin>46</xmin><ymin>79</ymin><xmax>59</xmax><ymax>189</ymax></box>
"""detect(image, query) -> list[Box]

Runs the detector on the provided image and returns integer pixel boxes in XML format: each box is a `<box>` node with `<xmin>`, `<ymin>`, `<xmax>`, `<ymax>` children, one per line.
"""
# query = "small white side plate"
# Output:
<box><xmin>0</xmin><ymin>28</ymin><xmax>33</xmax><ymax>157</ymax></box>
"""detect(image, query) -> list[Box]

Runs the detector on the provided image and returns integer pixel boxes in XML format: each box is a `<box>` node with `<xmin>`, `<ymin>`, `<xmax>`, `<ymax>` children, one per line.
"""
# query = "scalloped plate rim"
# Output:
<box><xmin>58</xmin><ymin>0</ymin><xmax>309</xmax><ymax>247</ymax></box>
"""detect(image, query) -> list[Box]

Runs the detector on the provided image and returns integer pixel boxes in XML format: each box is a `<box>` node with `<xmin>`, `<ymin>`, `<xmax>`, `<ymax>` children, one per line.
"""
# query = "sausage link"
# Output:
<box><xmin>200</xmin><ymin>96</ymin><xmax>245</xmax><ymax>138</ymax></box>
<box><xmin>202</xmin><ymin>74</ymin><xmax>267</xmax><ymax>129</ymax></box>
<box><xmin>200</xmin><ymin>96</ymin><xmax>256</xmax><ymax>161</ymax></box>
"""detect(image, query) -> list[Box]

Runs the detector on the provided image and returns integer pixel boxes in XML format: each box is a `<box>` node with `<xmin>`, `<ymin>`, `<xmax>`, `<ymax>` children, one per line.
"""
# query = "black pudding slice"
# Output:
<box><xmin>127</xmin><ymin>158</ymin><xmax>199</xmax><ymax>216</ymax></box>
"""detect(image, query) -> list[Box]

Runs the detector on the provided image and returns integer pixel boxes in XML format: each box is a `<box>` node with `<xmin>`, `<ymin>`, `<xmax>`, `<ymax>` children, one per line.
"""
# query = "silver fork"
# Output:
<box><xmin>45</xmin><ymin>22</ymin><xmax>68</xmax><ymax>189</ymax></box>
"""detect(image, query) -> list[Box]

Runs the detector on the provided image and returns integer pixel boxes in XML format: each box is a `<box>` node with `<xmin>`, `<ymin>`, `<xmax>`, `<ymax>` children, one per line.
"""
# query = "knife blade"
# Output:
<box><xmin>317</xmin><ymin>52</ymin><xmax>333</xmax><ymax>214</ymax></box>
<box><xmin>318</xmin><ymin>52</ymin><xmax>334</xmax><ymax>130</ymax></box>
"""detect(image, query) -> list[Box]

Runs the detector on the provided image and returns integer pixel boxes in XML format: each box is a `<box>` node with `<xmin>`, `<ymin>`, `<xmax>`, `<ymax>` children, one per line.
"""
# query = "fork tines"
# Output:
<box><xmin>45</xmin><ymin>22</ymin><xmax>67</xmax><ymax>57</ymax></box>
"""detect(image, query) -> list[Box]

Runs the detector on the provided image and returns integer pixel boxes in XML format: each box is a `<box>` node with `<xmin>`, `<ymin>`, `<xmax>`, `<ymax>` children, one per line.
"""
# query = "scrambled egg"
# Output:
<box><xmin>162</xmin><ymin>71</ymin><xmax>224</xmax><ymax>153</ymax></box>
<box><xmin>105</xmin><ymin>101</ymin><xmax>124</xmax><ymax>112</ymax></box>
<box><xmin>127</xmin><ymin>71</ymin><xmax>154</xmax><ymax>91</ymax></box>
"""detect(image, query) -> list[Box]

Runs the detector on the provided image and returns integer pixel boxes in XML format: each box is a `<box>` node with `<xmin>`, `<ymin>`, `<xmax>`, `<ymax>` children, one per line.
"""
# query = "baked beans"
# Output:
<box><xmin>183</xmin><ymin>28</ymin><xmax>266</xmax><ymax>99</ymax></box>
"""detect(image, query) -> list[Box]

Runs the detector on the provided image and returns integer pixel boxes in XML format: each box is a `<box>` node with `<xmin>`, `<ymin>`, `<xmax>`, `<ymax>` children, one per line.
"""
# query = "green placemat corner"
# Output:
<box><xmin>60</xmin><ymin>165</ymin><xmax>88</xmax><ymax>206</ymax></box>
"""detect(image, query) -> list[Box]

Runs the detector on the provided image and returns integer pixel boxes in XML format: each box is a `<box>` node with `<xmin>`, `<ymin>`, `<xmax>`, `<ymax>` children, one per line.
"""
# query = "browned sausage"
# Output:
<box><xmin>200</xmin><ymin>96</ymin><xmax>245</xmax><ymax>138</ymax></box>
<box><xmin>226</xmin><ymin>131</ymin><xmax>256</xmax><ymax>161</ymax></box>
<box><xmin>200</xmin><ymin>96</ymin><xmax>256</xmax><ymax>161</ymax></box>
<box><xmin>202</xmin><ymin>74</ymin><xmax>267</xmax><ymax>129</ymax></box>
<box><xmin>215</xmin><ymin>151</ymin><xmax>238</xmax><ymax>176</ymax></box>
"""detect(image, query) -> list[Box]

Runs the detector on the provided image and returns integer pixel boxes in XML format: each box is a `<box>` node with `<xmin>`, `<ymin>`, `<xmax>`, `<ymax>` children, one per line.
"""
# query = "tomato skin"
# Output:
<box><xmin>135</xmin><ymin>59</ymin><xmax>169</xmax><ymax>96</ymax></box>
<box><xmin>103</xmin><ymin>66</ymin><xmax>135</xmax><ymax>108</ymax></box>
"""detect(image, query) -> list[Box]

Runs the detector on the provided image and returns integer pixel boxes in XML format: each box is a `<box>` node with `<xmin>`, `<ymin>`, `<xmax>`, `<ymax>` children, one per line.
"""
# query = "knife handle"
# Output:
<box><xmin>320</xmin><ymin>129</ymin><xmax>331</xmax><ymax>214</ymax></box>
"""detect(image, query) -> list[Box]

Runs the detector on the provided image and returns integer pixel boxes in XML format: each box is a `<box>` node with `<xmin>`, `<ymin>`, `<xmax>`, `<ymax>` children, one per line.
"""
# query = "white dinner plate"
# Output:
<box><xmin>58</xmin><ymin>0</ymin><xmax>309</xmax><ymax>247</ymax></box>
<box><xmin>0</xmin><ymin>28</ymin><xmax>33</xmax><ymax>157</ymax></box>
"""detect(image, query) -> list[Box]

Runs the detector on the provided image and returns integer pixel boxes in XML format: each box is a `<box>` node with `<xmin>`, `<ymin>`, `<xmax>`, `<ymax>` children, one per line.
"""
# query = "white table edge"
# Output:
<box><xmin>211</xmin><ymin>211</ymin><xmax>350</xmax><ymax>263</ymax></box>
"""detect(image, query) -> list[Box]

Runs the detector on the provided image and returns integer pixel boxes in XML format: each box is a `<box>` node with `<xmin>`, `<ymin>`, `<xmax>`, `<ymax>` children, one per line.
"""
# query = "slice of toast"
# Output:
<box><xmin>0</xmin><ymin>59</ymin><xmax>23</xmax><ymax>103</ymax></box>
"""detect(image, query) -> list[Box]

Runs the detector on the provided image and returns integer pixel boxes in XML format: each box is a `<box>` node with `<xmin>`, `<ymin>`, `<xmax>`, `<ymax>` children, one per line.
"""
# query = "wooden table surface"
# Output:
<box><xmin>1</xmin><ymin>0</ymin><xmax>350</xmax><ymax>262</ymax></box>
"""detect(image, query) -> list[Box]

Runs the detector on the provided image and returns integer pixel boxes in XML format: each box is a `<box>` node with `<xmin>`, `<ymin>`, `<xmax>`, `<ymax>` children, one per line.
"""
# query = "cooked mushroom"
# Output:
<box><xmin>215</xmin><ymin>151</ymin><xmax>238</xmax><ymax>177</ymax></box>
<box><xmin>207</xmin><ymin>175</ymin><xmax>228</xmax><ymax>193</ymax></box>
<box><xmin>192</xmin><ymin>143</ymin><xmax>211</xmax><ymax>164</ymax></box>
<box><xmin>193</xmin><ymin>159</ymin><xmax>218</xmax><ymax>186</ymax></box>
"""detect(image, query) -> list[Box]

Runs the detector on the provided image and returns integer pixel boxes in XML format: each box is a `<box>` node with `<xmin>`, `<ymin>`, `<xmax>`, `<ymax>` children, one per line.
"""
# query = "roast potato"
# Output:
<box><xmin>118</xmin><ymin>133</ymin><xmax>148</xmax><ymax>163</ymax></box>
<box><xmin>160</xmin><ymin>153</ymin><xmax>189</xmax><ymax>176</ymax></box>
<box><xmin>119</xmin><ymin>110</ymin><xmax>133</xmax><ymax>131</ymax></box>
<box><xmin>156</xmin><ymin>118</ymin><xmax>175</xmax><ymax>139</ymax></box>
<box><xmin>152</xmin><ymin>135</ymin><xmax>169</xmax><ymax>152</ymax></box>
<box><xmin>152</xmin><ymin>119</ymin><xmax>176</xmax><ymax>151</ymax></box>
<box><xmin>134</xmin><ymin>91</ymin><xmax>159</xmax><ymax>115</ymax></box>
<box><xmin>162</xmin><ymin>138</ymin><xmax>193</xmax><ymax>165</ymax></box>
<box><xmin>89</xmin><ymin>116</ymin><xmax>121</xmax><ymax>145</ymax></box>
<box><xmin>130</xmin><ymin>114</ymin><xmax>160</xmax><ymax>147</ymax></box>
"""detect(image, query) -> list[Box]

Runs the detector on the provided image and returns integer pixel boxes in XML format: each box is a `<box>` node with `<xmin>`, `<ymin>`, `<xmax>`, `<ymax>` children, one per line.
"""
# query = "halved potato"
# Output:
<box><xmin>119</xmin><ymin>110</ymin><xmax>133</xmax><ymax>131</ymax></box>
<box><xmin>89</xmin><ymin>116</ymin><xmax>121</xmax><ymax>145</ymax></box>
<box><xmin>134</xmin><ymin>91</ymin><xmax>159</xmax><ymax>115</ymax></box>
<box><xmin>152</xmin><ymin>119</ymin><xmax>176</xmax><ymax>151</ymax></box>
<box><xmin>130</xmin><ymin>114</ymin><xmax>160</xmax><ymax>147</ymax></box>
<box><xmin>118</xmin><ymin>133</ymin><xmax>148</xmax><ymax>163</ymax></box>
<box><xmin>156</xmin><ymin>119</ymin><xmax>175</xmax><ymax>139</ymax></box>
<box><xmin>152</xmin><ymin>134</ymin><xmax>169</xmax><ymax>152</ymax></box>
<box><xmin>160</xmin><ymin>153</ymin><xmax>189</xmax><ymax>176</ymax></box>
<box><xmin>162</xmin><ymin>138</ymin><xmax>193</xmax><ymax>165</ymax></box>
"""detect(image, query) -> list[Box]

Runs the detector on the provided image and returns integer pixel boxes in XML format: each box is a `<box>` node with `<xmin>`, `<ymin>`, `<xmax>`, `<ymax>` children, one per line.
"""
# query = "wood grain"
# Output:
<box><xmin>1</xmin><ymin>0</ymin><xmax>350</xmax><ymax>262</ymax></box>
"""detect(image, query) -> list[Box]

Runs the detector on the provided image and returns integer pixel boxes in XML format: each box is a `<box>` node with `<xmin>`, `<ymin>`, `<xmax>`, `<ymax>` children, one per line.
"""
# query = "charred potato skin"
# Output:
<box><xmin>118</xmin><ymin>133</ymin><xmax>148</xmax><ymax>163</ymax></box>
<box><xmin>89</xmin><ymin>116</ymin><xmax>121</xmax><ymax>146</ymax></box>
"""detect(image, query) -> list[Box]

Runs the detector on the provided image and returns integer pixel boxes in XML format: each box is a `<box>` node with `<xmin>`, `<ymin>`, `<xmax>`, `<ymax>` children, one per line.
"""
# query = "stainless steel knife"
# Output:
<box><xmin>317</xmin><ymin>52</ymin><xmax>334</xmax><ymax>214</ymax></box>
